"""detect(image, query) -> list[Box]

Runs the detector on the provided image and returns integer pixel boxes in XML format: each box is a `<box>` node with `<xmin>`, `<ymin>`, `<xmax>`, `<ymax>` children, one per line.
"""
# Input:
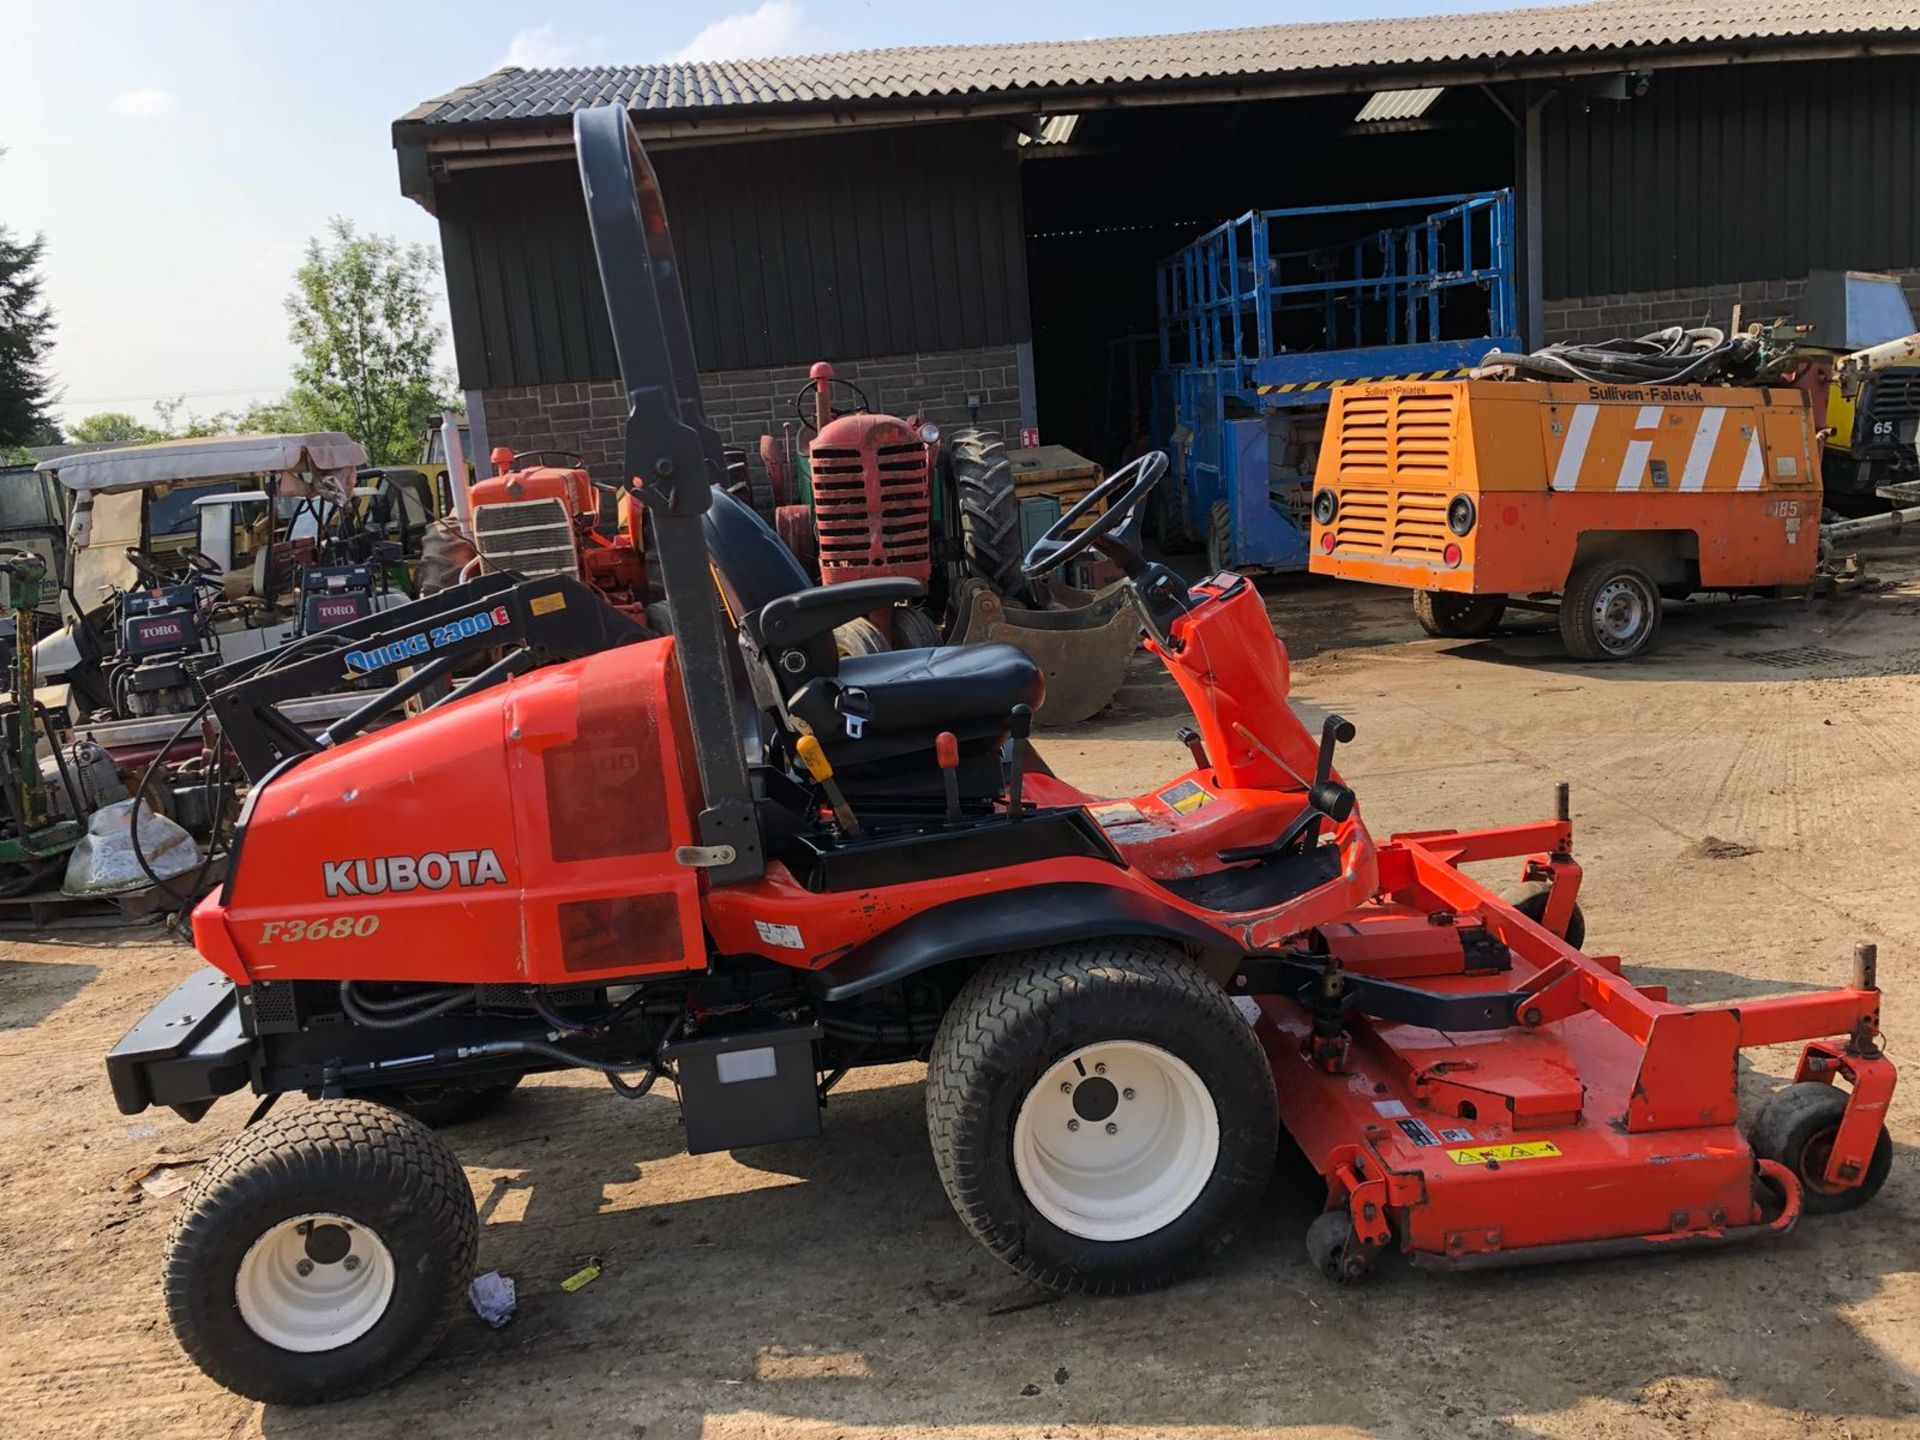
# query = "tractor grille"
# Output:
<box><xmin>1868</xmin><ymin>370</ymin><xmax>1920</xmax><ymax>422</ymax></box>
<box><xmin>1327</xmin><ymin>388</ymin><xmax>1460</xmax><ymax>556</ymax></box>
<box><xmin>472</xmin><ymin>498</ymin><xmax>579</xmax><ymax>579</ymax></box>
<box><xmin>809</xmin><ymin>439</ymin><xmax>932</xmax><ymax>582</ymax></box>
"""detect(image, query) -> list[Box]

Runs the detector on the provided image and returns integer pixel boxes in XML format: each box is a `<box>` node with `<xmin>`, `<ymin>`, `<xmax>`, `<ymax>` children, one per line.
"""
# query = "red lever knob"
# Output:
<box><xmin>935</xmin><ymin>732</ymin><xmax>959</xmax><ymax>770</ymax></box>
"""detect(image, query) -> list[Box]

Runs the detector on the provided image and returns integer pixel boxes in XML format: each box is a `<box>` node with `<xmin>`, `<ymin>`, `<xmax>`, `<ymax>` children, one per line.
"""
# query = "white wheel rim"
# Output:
<box><xmin>235</xmin><ymin>1212</ymin><xmax>396</xmax><ymax>1353</ymax></box>
<box><xmin>1012</xmin><ymin>1040</ymin><xmax>1220</xmax><ymax>1242</ymax></box>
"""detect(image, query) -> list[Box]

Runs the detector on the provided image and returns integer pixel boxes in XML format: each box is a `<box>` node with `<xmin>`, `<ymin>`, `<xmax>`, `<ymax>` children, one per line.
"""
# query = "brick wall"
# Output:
<box><xmin>478</xmin><ymin>344</ymin><xmax>1026</xmax><ymax>477</ymax></box>
<box><xmin>1544</xmin><ymin>271</ymin><xmax>1920</xmax><ymax>348</ymax></box>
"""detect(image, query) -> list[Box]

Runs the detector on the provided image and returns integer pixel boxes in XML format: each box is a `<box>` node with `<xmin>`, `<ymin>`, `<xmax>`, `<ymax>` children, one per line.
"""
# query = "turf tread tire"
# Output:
<box><xmin>164</xmin><ymin>1099</ymin><xmax>477</xmax><ymax>1405</ymax></box>
<box><xmin>361</xmin><ymin>1073</ymin><xmax>523</xmax><ymax>1128</ymax></box>
<box><xmin>925</xmin><ymin>938</ymin><xmax>1277</xmax><ymax>1297</ymax></box>
<box><xmin>1508</xmin><ymin>883</ymin><xmax>1587</xmax><ymax>951</ymax></box>
<box><xmin>949</xmin><ymin>429</ymin><xmax>1028</xmax><ymax>603</ymax></box>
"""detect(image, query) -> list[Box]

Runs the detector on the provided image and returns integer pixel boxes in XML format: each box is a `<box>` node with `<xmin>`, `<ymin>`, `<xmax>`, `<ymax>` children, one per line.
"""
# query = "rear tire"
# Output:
<box><xmin>362</xmin><ymin>1073</ymin><xmax>523</xmax><ymax>1128</ymax></box>
<box><xmin>1750</xmin><ymin>1081</ymin><xmax>1892</xmax><ymax>1215</ymax></box>
<box><xmin>1559</xmin><ymin>559</ymin><xmax>1662</xmax><ymax>660</ymax></box>
<box><xmin>164</xmin><ymin>1100</ymin><xmax>477</xmax><ymax>1405</ymax></box>
<box><xmin>948</xmin><ymin>429</ymin><xmax>1028</xmax><ymax>603</ymax></box>
<box><xmin>1412</xmin><ymin>590</ymin><xmax>1507</xmax><ymax>639</ymax></box>
<box><xmin>926</xmin><ymin>938</ymin><xmax>1277</xmax><ymax>1295</ymax></box>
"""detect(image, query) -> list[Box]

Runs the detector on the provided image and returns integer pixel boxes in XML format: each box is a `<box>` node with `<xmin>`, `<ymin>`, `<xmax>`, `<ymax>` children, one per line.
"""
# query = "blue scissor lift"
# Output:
<box><xmin>1153</xmin><ymin>190</ymin><xmax>1520</xmax><ymax>571</ymax></box>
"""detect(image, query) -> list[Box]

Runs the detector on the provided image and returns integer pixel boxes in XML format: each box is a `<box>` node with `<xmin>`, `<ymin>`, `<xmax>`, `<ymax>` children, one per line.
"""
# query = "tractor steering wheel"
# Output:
<box><xmin>1020</xmin><ymin>451</ymin><xmax>1169</xmax><ymax>580</ymax></box>
<box><xmin>793</xmin><ymin>376</ymin><xmax>872</xmax><ymax>433</ymax></box>
<box><xmin>182</xmin><ymin>547</ymin><xmax>223</xmax><ymax>577</ymax></box>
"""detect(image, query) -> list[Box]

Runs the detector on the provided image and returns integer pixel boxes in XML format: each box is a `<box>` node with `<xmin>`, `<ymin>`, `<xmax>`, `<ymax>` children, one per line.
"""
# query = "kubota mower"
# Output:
<box><xmin>106</xmin><ymin>108</ymin><xmax>1895</xmax><ymax>1406</ymax></box>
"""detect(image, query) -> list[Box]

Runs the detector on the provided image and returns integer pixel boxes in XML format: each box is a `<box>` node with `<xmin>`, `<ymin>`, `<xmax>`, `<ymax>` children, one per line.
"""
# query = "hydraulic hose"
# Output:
<box><xmin>339</xmin><ymin>980</ymin><xmax>481</xmax><ymax>1029</ymax></box>
<box><xmin>1480</xmin><ymin>327</ymin><xmax>1768</xmax><ymax>386</ymax></box>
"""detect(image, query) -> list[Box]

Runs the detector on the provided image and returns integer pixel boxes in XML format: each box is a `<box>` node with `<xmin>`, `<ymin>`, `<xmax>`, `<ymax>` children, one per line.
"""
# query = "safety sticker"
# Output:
<box><xmin>754</xmin><ymin>920</ymin><xmax>805</xmax><ymax>950</ymax></box>
<box><xmin>1396</xmin><ymin>1117</ymin><xmax>1442</xmax><ymax>1148</ymax></box>
<box><xmin>1447</xmin><ymin>1141</ymin><xmax>1562</xmax><ymax>1166</ymax></box>
<box><xmin>1372</xmin><ymin>1099</ymin><xmax>1410</xmax><ymax>1119</ymax></box>
<box><xmin>1439</xmin><ymin>1127</ymin><xmax>1474</xmax><ymax>1144</ymax></box>
<box><xmin>530</xmin><ymin>592</ymin><xmax>568</xmax><ymax>616</ymax></box>
<box><xmin>1157</xmin><ymin>779</ymin><xmax>1215</xmax><ymax>815</ymax></box>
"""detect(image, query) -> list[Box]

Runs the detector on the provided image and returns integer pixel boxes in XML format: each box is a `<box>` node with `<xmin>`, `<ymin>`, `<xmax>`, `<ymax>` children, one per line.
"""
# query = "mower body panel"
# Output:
<box><xmin>1310</xmin><ymin>380</ymin><xmax>1822</xmax><ymax>596</ymax></box>
<box><xmin>195</xmin><ymin>636</ymin><xmax>705</xmax><ymax>987</ymax></box>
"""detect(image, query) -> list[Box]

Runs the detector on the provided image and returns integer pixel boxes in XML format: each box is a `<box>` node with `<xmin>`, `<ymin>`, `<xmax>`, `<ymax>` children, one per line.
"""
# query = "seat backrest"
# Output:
<box><xmin>702</xmin><ymin>488</ymin><xmax>812</xmax><ymax>625</ymax></box>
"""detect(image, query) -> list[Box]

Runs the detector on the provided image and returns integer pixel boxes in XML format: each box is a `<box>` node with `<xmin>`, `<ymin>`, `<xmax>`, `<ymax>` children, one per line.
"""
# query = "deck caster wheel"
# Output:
<box><xmin>164</xmin><ymin>1100</ymin><xmax>477</xmax><ymax>1404</ymax></box>
<box><xmin>1749</xmin><ymin>1081</ymin><xmax>1892</xmax><ymax>1215</ymax></box>
<box><xmin>926</xmin><ymin>938</ymin><xmax>1278</xmax><ymax>1295</ymax></box>
<box><xmin>1305</xmin><ymin>1209</ymin><xmax>1373</xmax><ymax>1283</ymax></box>
<box><xmin>1508</xmin><ymin>882</ymin><xmax>1587</xmax><ymax>950</ymax></box>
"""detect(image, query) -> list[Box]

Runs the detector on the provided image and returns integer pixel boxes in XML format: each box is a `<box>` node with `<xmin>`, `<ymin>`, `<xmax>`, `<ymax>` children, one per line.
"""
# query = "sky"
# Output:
<box><xmin>0</xmin><ymin>0</ymin><xmax>1558</xmax><ymax>433</ymax></box>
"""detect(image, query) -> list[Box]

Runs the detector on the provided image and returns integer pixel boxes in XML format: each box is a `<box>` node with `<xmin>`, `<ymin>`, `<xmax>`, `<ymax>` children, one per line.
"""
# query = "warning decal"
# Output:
<box><xmin>1446</xmin><ymin>1141</ymin><xmax>1562</xmax><ymax>1166</ymax></box>
<box><xmin>1157</xmin><ymin>780</ymin><xmax>1215</xmax><ymax>815</ymax></box>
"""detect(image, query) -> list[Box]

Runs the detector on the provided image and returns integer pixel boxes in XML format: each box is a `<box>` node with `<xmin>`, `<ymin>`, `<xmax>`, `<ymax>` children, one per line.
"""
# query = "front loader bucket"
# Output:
<box><xmin>947</xmin><ymin>577</ymin><xmax>1139</xmax><ymax>726</ymax></box>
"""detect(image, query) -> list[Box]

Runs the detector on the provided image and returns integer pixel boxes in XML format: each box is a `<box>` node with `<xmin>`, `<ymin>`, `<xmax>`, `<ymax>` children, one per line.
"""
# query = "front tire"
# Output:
<box><xmin>1559</xmin><ymin>559</ymin><xmax>1662</xmax><ymax>660</ymax></box>
<box><xmin>1412</xmin><ymin>590</ymin><xmax>1506</xmax><ymax>638</ymax></box>
<box><xmin>926</xmin><ymin>939</ymin><xmax>1277</xmax><ymax>1295</ymax></box>
<box><xmin>164</xmin><ymin>1100</ymin><xmax>477</xmax><ymax>1405</ymax></box>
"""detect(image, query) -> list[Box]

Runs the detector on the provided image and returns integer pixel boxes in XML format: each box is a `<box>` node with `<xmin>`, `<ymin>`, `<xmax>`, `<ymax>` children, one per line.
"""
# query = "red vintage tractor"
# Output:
<box><xmin>760</xmin><ymin>361</ymin><xmax>1025</xmax><ymax>647</ymax></box>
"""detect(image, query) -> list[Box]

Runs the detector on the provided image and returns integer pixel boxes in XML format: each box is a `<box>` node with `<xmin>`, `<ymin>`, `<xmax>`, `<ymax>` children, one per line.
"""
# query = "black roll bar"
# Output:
<box><xmin>573</xmin><ymin>105</ymin><xmax>764</xmax><ymax>884</ymax></box>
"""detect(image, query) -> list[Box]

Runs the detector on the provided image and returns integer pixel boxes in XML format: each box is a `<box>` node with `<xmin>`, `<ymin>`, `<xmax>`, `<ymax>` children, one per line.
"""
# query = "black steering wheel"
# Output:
<box><xmin>182</xmin><ymin>547</ymin><xmax>223</xmax><ymax>577</ymax></box>
<box><xmin>794</xmin><ymin>376</ymin><xmax>871</xmax><ymax>433</ymax></box>
<box><xmin>123</xmin><ymin>547</ymin><xmax>172</xmax><ymax>587</ymax></box>
<box><xmin>1021</xmin><ymin>451</ymin><xmax>1169</xmax><ymax>580</ymax></box>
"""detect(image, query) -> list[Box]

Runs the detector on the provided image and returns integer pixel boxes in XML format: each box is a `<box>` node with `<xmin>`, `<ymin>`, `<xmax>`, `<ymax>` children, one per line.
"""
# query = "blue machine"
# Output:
<box><xmin>1153</xmin><ymin>190</ymin><xmax>1520</xmax><ymax>571</ymax></box>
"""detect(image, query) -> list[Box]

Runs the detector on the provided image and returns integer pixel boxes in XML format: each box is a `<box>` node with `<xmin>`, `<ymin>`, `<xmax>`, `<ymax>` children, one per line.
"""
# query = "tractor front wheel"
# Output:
<box><xmin>164</xmin><ymin>1100</ymin><xmax>477</xmax><ymax>1405</ymax></box>
<box><xmin>926</xmin><ymin>939</ymin><xmax>1277</xmax><ymax>1295</ymax></box>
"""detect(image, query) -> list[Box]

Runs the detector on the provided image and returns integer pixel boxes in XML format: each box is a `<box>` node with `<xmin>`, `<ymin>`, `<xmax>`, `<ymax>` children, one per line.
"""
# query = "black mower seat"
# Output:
<box><xmin>838</xmin><ymin>642</ymin><xmax>1043</xmax><ymax>734</ymax></box>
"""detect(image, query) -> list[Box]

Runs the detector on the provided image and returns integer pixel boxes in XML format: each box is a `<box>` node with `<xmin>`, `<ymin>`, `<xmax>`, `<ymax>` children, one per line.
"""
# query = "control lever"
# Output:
<box><xmin>1217</xmin><ymin>713</ymin><xmax>1356</xmax><ymax>865</ymax></box>
<box><xmin>1177</xmin><ymin>725</ymin><xmax>1209</xmax><ymax>770</ymax></box>
<box><xmin>796</xmin><ymin>735</ymin><xmax>861</xmax><ymax>837</ymax></box>
<box><xmin>1005</xmin><ymin>703</ymin><xmax>1032</xmax><ymax>821</ymax></box>
<box><xmin>936</xmin><ymin>731</ymin><xmax>962</xmax><ymax>823</ymax></box>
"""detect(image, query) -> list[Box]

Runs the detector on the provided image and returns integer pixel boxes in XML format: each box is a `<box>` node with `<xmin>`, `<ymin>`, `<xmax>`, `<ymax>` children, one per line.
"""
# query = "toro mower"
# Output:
<box><xmin>107</xmin><ymin>108</ymin><xmax>1895</xmax><ymax>1406</ymax></box>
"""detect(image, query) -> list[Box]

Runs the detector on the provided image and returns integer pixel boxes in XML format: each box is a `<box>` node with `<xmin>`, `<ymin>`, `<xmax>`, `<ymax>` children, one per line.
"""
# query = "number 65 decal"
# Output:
<box><xmin>260</xmin><ymin>915</ymin><xmax>382</xmax><ymax>943</ymax></box>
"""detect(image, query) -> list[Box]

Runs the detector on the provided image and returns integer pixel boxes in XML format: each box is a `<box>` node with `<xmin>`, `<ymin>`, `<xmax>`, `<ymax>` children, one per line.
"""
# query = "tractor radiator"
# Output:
<box><xmin>472</xmin><ymin>498</ymin><xmax>580</xmax><ymax>580</ymax></box>
<box><xmin>810</xmin><ymin>439</ymin><xmax>932</xmax><ymax>583</ymax></box>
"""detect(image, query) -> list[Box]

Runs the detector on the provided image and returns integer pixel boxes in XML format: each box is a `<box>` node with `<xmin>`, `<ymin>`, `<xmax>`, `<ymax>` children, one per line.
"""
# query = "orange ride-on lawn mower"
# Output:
<box><xmin>107</xmin><ymin>108</ymin><xmax>1896</xmax><ymax>1406</ymax></box>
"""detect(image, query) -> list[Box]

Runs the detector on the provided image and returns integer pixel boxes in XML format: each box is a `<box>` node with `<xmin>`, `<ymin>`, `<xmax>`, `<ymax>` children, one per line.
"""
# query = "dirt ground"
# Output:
<box><xmin>7</xmin><ymin>558</ymin><xmax>1920</xmax><ymax>1440</ymax></box>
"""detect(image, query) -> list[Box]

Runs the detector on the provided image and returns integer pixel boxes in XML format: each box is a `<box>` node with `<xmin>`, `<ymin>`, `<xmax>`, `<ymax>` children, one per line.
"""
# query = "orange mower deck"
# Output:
<box><xmin>1249</xmin><ymin>818</ymin><xmax>1889</xmax><ymax>1272</ymax></box>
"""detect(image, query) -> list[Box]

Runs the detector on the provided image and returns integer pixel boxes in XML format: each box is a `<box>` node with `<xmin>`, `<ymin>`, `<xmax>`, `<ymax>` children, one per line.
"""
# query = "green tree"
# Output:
<box><xmin>0</xmin><ymin>223</ymin><xmax>58</xmax><ymax>448</ymax></box>
<box><xmin>70</xmin><ymin>411</ymin><xmax>162</xmax><ymax>444</ymax></box>
<box><xmin>285</xmin><ymin>218</ymin><xmax>454</xmax><ymax>464</ymax></box>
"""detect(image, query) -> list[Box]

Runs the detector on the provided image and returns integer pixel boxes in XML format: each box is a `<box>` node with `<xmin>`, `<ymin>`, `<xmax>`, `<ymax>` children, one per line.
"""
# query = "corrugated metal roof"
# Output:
<box><xmin>404</xmin><ymin>0</ymin><xmax>1920</xmax><ymax>128</ymax></box>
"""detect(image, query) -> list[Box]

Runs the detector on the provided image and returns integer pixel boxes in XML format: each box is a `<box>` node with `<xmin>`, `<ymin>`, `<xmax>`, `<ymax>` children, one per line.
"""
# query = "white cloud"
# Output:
<box><xmin>109</xmin><ymin>88</ymin><xmax>176</xmax><ymax>118</ymax></box>
<box><xmin>500</xmin><ymin>24</ymin><xmax>603</xmax><ymax>70</ymax></box>
<box><xmin>673</xmin><ymin>1</ymin><xmax>817</xmax><ymax>62</ymax></box>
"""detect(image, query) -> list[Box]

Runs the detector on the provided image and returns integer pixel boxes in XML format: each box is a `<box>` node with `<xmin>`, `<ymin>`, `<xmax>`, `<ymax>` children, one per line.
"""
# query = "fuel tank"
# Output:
<box><xmin>193</xmin><ymin>637</ymin><xmax>706</xmax><ymax>987</ymax></box>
